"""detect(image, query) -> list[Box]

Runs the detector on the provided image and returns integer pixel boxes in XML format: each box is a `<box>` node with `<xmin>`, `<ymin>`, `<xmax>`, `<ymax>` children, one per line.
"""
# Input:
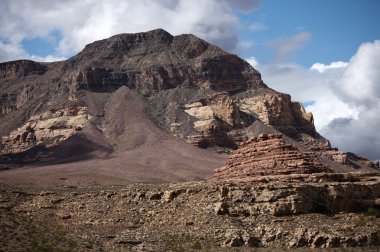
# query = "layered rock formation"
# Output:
<box><xmin>214</xmin><ymin>134</ymin><xmax>332</xmax><ymax>180</ymax></box>
<box><xmin>64</xmin><ymin>29</ymin><xmax>264</xmax><ymax>97</ymax></box>
<box><xmin>235</xmin><ymin>92</ymin><xmax>316</xmax><ymax>136</ymax></box>
<box><xmin>183</xmin><ymin>92</ymin><xmax>241</xmax><ymax>148</ymax></box>
<box><xmin>1</xmin><ymin>106</ymin><xmax>89</xmax><ymax>154</ymax></box>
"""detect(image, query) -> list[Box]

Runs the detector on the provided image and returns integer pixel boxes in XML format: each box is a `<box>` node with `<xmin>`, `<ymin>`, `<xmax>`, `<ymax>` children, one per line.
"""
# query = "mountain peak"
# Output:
<box><xmin>79</xmin><ymin>28</ymin><xmax>174</xmax><ymax>56</ymax></box>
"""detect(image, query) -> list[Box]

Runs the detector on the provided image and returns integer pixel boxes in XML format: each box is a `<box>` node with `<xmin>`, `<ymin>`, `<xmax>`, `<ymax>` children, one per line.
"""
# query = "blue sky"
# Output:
<box><xmin>237</xmin><ymin>0</ymin><xmax>380</xmax><ymax>66</ymax></box>
<box><xmin>21</xmin><ymin>30</ymin><xmax>62</xmax><ymax>58</ymax></box>
<box><xmin>0</xmin><ymin>0</ymin><xmax>379</xmax><ymax>160</ymax></box>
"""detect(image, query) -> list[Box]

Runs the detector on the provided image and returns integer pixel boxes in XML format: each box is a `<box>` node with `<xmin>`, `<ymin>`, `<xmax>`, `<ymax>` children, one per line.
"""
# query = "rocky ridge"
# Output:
<box><xmin>1</xmin><ymin>176</ymin><xmax>380</xmax><ymax>251</ymax></box>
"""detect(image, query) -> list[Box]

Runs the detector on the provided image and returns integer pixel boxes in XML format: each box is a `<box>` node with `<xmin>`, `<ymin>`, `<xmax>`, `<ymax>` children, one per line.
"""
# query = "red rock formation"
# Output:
<box><xmin>214</xmin><ymin>134</ymin><xmax>331</xmax><ymax>180</ymax></box>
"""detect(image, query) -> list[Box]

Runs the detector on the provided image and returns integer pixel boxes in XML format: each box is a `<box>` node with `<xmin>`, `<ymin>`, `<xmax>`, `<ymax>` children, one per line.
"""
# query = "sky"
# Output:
<box><xmin>0</xmin><ymin>0</ymin><xmax>379</xmax><ymax>160</ymax></box>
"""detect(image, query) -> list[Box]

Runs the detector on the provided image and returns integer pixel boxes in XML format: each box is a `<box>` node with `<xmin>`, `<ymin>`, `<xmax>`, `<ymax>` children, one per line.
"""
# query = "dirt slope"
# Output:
<box><xmin>0</xmin><ymin>87</ymin><xmax>226</xmax><ymax>188</ymax></box>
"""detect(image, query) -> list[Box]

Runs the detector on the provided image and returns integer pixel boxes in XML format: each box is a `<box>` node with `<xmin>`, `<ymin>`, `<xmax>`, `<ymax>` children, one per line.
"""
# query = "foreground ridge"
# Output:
<box><xmin>1</xmin><ymin>177</ymin><xmax>380</xmax><ymax>250</ymax></box>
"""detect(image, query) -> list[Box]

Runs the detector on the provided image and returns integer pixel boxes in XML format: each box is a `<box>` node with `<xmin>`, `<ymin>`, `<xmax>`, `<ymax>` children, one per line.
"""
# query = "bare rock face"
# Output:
<box><xmin>0</xmin><ymin>60</ymin><xmax>48</xmax><ymax>115</ymax></box>
<box><xmin>322</xmin><ymin>150</ymin><xmax>350</xmax><ymax>165</ymax></box>
<box><xmin>236</xmin><ymin>92</ymin><xmax>315</xmax><ymax>136</ymax></box>
<box><xmin>1</xmin><ymin>106</ymin><xmax>89</xmax><ymax>154</ymax></box>
<box><xmin>0</xmin><ymin>60</ymin><xmax>46</xmax><ymax>79</ymax></box>
<box><xmin>183</xmin><ymin>92</ymin><xmax>241</xmax><ymax>148</ymax></box>
<box><xmin>214</xmin><ymin>134</ymin><xmax>331</xmax><ymax>180</ymax></box>
<box><xmin>65</xmin><ymin>29</ymin><xmax>264</xmax><ymax>96</ymax></box>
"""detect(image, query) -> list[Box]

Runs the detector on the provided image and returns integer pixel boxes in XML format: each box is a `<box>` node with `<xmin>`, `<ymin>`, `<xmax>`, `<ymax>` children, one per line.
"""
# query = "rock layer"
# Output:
<box><xmin>214</xmin><ymin>134</ymin><xmax>331</xmax><ymax>180</ymax></box>
<box><xmin>236</xmin><ymin>92</ymin><xmax>315</xmax><ymax>136</ymax></box>
<box><xmin>1</xmin><ymin>106</ymin><xmax>89</xmax><ymax>154</ymax></box>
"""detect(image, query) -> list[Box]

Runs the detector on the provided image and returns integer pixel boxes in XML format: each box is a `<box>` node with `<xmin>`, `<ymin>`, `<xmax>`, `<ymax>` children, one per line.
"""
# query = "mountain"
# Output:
<box><xmin>1</xmin><ymin>29</ymin><xmax>380</xmax><ymax>251</ymax></box>
<box><xmin>0</xmin><ymin>29</ymin><xmax>378</xmax><ymax>187</ymax></box>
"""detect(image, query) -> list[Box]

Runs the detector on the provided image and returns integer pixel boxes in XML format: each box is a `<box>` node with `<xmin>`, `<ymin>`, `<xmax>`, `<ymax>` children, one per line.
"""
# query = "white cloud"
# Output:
<box><xmin>248</xmin><ymin>22</ymin><xmax>267</xmax><ymax>31</ymax></box>
<box><xmin>246</xmin><ymin>56</ymin><xmax>259</xmax><ymax>67</ymax></box>
<box><xmin>248</xmin><ymin>40</ymin><xmax>380</xmax><ymax>160</ymax></box>
<box><xmin>0</xmin><ymin>41</ymin><xmax>27</xmax><ymax>61</ymax></box>
<box><xmin>0</xmin><ymin>0</ymin><xmax>260</xmax><ymax>62</ymax></box>
<box><xmin>321</xmin><ymin>41</ymin><xmax>380</xmax><ymax>160</ymax></box>
<box><xmin>334</xmin><ymin>41</ymin><xmax>380</xmax><ymax>108</ymax></box>
<box><xmin>271</xmin><ymin>32</ymin><xmax>311</xmax><ymax>62</ymax></box>
<box><xmin>310</xmin><ymin>61</ymin><xmax>348</xmax><ymax>73</ymax></box>
<box><xmin>30</xmin><ymin>54</ymin><xmax>67</xmax><ymax>62</ymax></box>
<box><xmin>255</xmin><ymin>62</ymin><xmax>357</xmax><ymax>130</ymax></box>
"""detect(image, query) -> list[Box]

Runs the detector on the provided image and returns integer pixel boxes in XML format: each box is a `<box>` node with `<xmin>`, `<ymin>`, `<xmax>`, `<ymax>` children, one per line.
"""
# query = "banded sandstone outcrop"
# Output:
<box><xmin>214</xmin><ymin>134</ymin><xmax>331</xmax><ymax>180</ymax></box>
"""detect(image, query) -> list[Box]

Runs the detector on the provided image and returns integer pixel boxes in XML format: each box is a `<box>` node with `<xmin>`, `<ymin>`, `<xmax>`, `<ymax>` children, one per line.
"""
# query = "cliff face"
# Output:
<box><xmin>65</xmin><ymin>29</ymin><xmax>264</xmax><ymax>97</ymax></box>
<box><xmin>0</xmin><ymin>60</ymin><xmax>46</xmax><ymax>79</ymax></box>
<box><xmin>236</xmin><ymin>92</ymin><xmax>315</xmax><ymax>136</ymax></box>
<box><xmin>0</xmin><ymin>60</ymin><xmax>48</xmax><ymax>115</ymax></box>
<box><xmin>0</xmin><ymin>29</ymin><xmax>378</xmax><ymax>176</ymax></box>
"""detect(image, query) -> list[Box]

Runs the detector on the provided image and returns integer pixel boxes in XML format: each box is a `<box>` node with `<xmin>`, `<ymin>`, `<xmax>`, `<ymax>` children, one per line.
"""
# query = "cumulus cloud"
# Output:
<box><xmin>310</xmin><ymin>61</ymin><xmax>348</xmax><ymax>73</ymax></box>
<box><xmin>255</xmin><ymin>63</ymin><xmax>357</xmax><ymax>130</ymax></box>
<box><xmin>0</xmin><ymin>41</ymin><xmax>26</xmax><ymax>61</ymax></box>
<box><xmin>333</xmin><ymin>41</ymin><xmax>380</xmax><ymax>108</ymax></box>
<box><xmin>0</xmin><ymin>0</ymin><xmax>260</xmax><ymax>62</ymax></box>
<box><xmin>250</xmin><ymin>40</ymin><xmax>380</xmax><ymax>160</ymax></box>
<box><xmin>271</xmin><ymin>32</ymin><xmax>311</xmax><ymax>62</ymax></box>
<box><xmin>321</xmin><ymin>41</ymin><xmax>380</xmax><ymax>160</ymax></box>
